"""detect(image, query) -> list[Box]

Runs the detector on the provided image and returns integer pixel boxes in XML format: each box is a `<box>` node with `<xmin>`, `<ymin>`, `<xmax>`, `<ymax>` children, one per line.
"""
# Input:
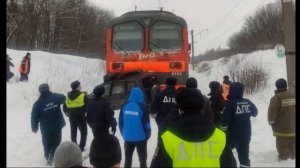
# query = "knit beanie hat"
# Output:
<box><xmin>39</xmin><ymin>83</ymin><xmax>50</xmax><ymax>95</ymax></box>
<box><xmin>166</xmin><ymin>77</ymin><xmax>177</xmax><ymax>86</ymax></box>
<box><xmin>275</xmin><ymin>78</ymin><xmax>287</xmax><ymax>89</ymax></box>
<box><xmin>89</xmin><ymin>133</ymin><xmax>122</xmax><ymax>167</ymax></box>
<box><xmin>71</xmin><ymin>80</ymin><xmax>80</xmax><ymax>90</ymax></box>
<box><xmin>53</xmin><ymin>141</ymin><xmax>82</xmax><ymax>167</ymax></box>
<box><xmin>186</xmin><ymin>77</ymin><xmax>198</xmax><ymax>89</ymax></box>
<box><xmin>93</xmin><ymin>85</ymin><xmax>105</xmax><ymax>96</ymax></box>
<box><xmin>175</xmin><ymin>88</ymin><xmax>204</xmax><ymax>113</ymax></box>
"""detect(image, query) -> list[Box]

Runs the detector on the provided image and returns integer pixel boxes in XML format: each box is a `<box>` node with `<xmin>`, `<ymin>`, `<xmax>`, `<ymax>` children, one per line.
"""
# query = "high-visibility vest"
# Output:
<box><xmin>18</xmin><ymin>59</ymin><xmax>29</xmax><ymax>73</ymax></box>
<box><xmin>222</xmin><ymin>83</ymin><xmax>230</xmax><ymax>100</ymax></box>
<box><xmin>161</xmin><ymin>128</ymin><xmax>226</xmax><ymax>167</ymax></box>
<box><xmin>65</xmin><ymin>93</ymin><xmax>85</xmax><ymax>108</ymax></box>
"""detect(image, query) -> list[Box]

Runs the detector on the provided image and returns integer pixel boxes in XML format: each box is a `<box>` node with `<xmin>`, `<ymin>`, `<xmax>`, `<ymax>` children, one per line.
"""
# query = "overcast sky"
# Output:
<box><xmin>88</xmin><ymin>0</ymin><xmax>284</xmax><ymax>55</ymax></box>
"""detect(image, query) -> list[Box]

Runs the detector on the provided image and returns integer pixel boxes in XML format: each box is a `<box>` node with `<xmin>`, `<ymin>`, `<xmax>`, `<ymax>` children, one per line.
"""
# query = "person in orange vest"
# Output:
<box><xmin>18</xmin><ymin>52</ymin><xmax>31</xmax><ymax>81</ymax></box>
<box><xmin>222</xmin><ymin>75</ymin><xmax>232</xmax><ymax>101</ymax></box>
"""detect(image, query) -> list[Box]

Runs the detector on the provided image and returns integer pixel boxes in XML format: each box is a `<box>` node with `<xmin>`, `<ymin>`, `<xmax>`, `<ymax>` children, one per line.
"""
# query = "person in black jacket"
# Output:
<box><xmin>208</xmin><ymin>81</ymin><xmax>225</xmax><ymax>128</ymax></box>
<box><xmin>7</xmin><ymin>54</ymin><xmax>15</xmax><ymax>81</ymax></box>
<box><xmin>220</xmin><ymin>82</ymin><xmax>258</xmax><ymax>168</ymax></box>
<box><xmin>151</xmin><ymin>77</ymin><xmax>177</xmax><ymax>138</ymax></box>
<box><xmin>186</xmin><ymin>77</ymin><xmax>198</xmax><ymax>89</ymax></box>
<box><xmin>63</xmin><ymin>80</ymin><xmax>89</xmax><ymax>151</ymax></box>
<box><xmin>86</xmin><ymin>85</ymin><xmax>117</xmax><ymax>137</ymax></box>
<box><xmin>31</xmin><ymin>84</ymin><xmax>66</xmax><ymax>165</ymax></box>
<box><xmin>150</xmin><ymin>88</ymin><xmax>237</xmax><ymax>167</ymax></box>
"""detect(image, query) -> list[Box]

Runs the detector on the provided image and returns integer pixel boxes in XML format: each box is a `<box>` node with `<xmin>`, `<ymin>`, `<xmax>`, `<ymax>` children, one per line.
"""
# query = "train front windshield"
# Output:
<box><xmin>150</xmin><ymin>21</ymin><xmax>182</xmax><ymax>51</ymax></box>
<box><xmin>112</xmin><ymin>21</ymin><xmax>144</xmax><ymax>52</ymax></box>
<box><xmin>112</xmin><ymin>20</ymin><xmax>182</xmax><ymax>52</ymax></box>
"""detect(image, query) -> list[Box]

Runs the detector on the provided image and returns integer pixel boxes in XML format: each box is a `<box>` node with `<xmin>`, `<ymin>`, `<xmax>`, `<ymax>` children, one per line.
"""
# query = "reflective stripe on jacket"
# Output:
<box><xmin>65</xmin><ymin>93</ymin><xmax>85</xmax><ymax>108</ymax></box>
<box><xmin>161</xmin><ymin>128</ymin><xmax>226</xmax><ymax>167</ymax></box>
<box><xmin>268</xmin><ymin>88</ymin><xmax>295</xmax><ymax>137</ymax></box>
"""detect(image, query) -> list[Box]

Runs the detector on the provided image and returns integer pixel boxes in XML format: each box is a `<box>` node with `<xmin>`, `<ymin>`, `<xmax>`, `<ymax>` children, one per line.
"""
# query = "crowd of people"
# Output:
<box><xmin>28</xmin><ymin>72</ymin><xmax>295</xmax><ymax>168</ymax></box>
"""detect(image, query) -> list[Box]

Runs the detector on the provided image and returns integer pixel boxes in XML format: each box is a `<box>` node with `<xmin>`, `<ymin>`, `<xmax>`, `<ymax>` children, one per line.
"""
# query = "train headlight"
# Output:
<box><xmin>169</xmin><ymin>62</ymin><xmax>182</xmax><ymax>69</ymax></box>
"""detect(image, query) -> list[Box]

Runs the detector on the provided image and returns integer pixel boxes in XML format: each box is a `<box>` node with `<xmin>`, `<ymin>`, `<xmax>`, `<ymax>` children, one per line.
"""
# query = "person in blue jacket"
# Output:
<box><xmin>220</xmin><ymin>82</ymin><xmax>258</xmax><ymax>168</ymax></box>
<box><xmin>119</xmin><ymin>87</ymin><xmax>151</xmax><ymax>168</ymax></box>
<box><xmin>31</xmin><ymin>84</ymin><xmax>66</xmax><ymax>166</ymax></box>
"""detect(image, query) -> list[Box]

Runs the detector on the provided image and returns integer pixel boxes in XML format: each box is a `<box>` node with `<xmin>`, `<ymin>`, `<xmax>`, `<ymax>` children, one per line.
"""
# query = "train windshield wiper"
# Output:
<box><xmin>113</xmin><ymin>41</ymin><xmax>129</xmax><ymax>56</ymax></box>
<box><xmin>149</xmin><ymin>41</ymin><xmax>168</xmax><ymax>56</ymax></box>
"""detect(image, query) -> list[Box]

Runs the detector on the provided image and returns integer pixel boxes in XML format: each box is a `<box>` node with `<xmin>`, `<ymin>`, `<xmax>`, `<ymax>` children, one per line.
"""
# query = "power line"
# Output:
<box><xmin>199</xmin><ymin>0</ymin><xmax>269</xmax><ymax>50</ymax></box>
<box><xmin>208</xmin><ymin>0</ymin><xmax>247</xmax><ymax>33</ymax></box>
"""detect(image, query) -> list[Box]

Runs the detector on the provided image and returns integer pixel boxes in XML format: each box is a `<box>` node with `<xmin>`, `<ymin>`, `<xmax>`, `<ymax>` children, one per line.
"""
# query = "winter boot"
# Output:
<box><xmin>47</xmin><ymin>154</ymin><xmax>54</xmax><ymax>166</ymax></box>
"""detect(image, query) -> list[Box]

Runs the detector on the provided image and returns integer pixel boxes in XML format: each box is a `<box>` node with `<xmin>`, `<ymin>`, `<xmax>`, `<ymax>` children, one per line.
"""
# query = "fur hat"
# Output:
<box><xmin>89</xmin><ymin>133</ymin><xmax>121</xmax><ymax>167</ymax></box>
<box><xmin>39</xmin><ymin>83</ymin><xmax>50</xmax><ymax>95</ymax></box>
<box><xmin>275</xmin><ymin>78</ymin><xmax>287</xmax><ymax>89</ymax></box>
<box><xmin>71</xmin><ymin>80</ymin><xmax>80</xmax><ymax>90</ymax></box>
<box><xmin>176</xmin><ymin>88</ymin><xmax>204</xmax><ymax>113</ymax></box>
<box><xmin>93</xmin><ymin>85</ymin><xmax>105</xmax><ymax>96</ymax></box>
<box><xmin>53</xmin><ymin>141</ymin><xmax>82</xmax><ymax>167</ymax></box>
<box><xmin>166</xmin><ymin>77</ymin><xmax>177</xmax><ymax>86</ymax></box>
<box><xmin>186</xmin><ymin>77</ymin><xmax>198</xmax><ymax>89</ymax></box>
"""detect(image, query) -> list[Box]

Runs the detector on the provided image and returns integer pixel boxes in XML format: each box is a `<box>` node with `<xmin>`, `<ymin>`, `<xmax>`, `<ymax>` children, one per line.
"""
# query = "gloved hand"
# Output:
<box><xmin>111</xmin><ymin>126</ymin><xmax>116</xmax><ymax>135</ymax></box>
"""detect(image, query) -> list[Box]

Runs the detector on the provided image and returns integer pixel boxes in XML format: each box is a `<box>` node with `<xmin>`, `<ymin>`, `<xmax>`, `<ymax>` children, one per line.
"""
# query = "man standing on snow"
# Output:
<box><xmin>63</xmin><ymin>80</ymin><xmax>89</xmax><ymax>152</ymax></box>
<box><xmin>119</xmin><ymin>87</ymin><xmax>151</xmax><ymax>168</ymax></box>
<box><xmin>18</xmin><ymin>52</ymin><xmax>31</xmax><ymax>81</ymax></box>
<box><xmin>151</xmin><ymin>88</ymin><xmax>236</xmax><ymax>167</ymax></box>
<box><xmin>86</xmin><ymin>85</ymin><xmax>117</xmax><ymax>137</ymax></box>
<box><xmin>31</xmin><ymin>84</ymin><xmax>66</xmax><ymax>166</ymax></box>
<box><xmin>208</xmin><ymin>81</ymin><xmax>225</xmax><ymax>128</ymax></box>
<box><xmin>222</xmin><ymin>75</ymin><xmax>232</xmax><ymax>101</ymax></box>
<box><xmin>268</xmin><ymin>78</ymin><xmax>295</xmax><ymax>161</ymax></box>
<box><xmin>151</xmin><ymin>77</ymin><xmax>177</xmax><ymax>138</ymax></box>
<box><xmin>220</xmin><ymin>82</ymin><xmax>257</xmax><ymax>168</ymax></box>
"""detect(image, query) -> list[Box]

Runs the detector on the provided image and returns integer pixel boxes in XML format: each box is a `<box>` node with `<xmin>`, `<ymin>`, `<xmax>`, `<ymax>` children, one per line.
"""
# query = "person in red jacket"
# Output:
<box><xmin>222</xmin><ymin>75</ymin><xmax>232</xmax><ymax>101</ymax></box>
<box><xmin>18</xmin><ymin>52</ymin><xmax>31</xmax><ymax>81</ymax></box>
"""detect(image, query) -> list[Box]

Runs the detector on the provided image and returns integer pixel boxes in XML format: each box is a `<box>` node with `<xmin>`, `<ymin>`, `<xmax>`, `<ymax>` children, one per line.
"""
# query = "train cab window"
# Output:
<box><xmin>150</xmin><ymin>21</ymin><xmax>182</xmax><ymax>51</ymax></box>
<box><xmin>126</xmin><ymin>81</ymin><xmax>137</xmax><ymax>94</ymax></box>
<box><xmin>112</xmin><ymin>22</ymin><xmax>144</xmax><ymax>52</ymax></box>
<box><xmin>102</xmin><ymin>82</ymin><xmax>111</xmax><ymax>99</ymax></box>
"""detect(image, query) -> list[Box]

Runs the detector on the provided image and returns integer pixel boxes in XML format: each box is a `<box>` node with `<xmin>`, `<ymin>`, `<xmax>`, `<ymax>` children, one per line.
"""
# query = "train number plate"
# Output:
<box><xmin>171</xmin><ymin>72</ymin><xmax>182</xmax><ymax>76</ymax></box>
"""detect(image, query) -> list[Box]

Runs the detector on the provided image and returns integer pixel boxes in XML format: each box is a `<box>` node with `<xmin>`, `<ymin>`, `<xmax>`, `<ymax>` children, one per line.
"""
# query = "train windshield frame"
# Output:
<box><xmin>112</xmin><ymin>21</ymin><xmax>144</xmax><ymax>52</ymax></box>
<box><xmin>149</xmin><ymin>21</ymin><xmax>182</xmax><ymax>51</ymax></box>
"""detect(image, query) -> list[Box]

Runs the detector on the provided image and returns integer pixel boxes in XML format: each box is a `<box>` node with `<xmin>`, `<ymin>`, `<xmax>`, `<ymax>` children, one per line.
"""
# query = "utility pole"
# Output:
<box><xmin>281</xmin><ymin>0</ymin><xmax>295</xmax><ymax>88</ymax></box>
<box><xmin>191</xmin><ymin>30</ymin><xmax>195</xmax><ymax>70</ymax></box>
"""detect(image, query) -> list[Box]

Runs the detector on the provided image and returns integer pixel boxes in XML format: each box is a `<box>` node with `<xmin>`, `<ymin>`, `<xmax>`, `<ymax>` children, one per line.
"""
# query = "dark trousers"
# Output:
<box><xmin>276</xmin><ymin>136</ymin><xmax>295</xmax><ymax>160</ymax></box>
<box><xmin>69</xmin><ymin>116</ymin><xmax>87</xmax><ymax>151</ymax></box>
<box><xmin>41</xmin><ymin>130</ymin><xmax>62</xmax><ymax>160</ymax></box>
<box><xmin>231</xmin><ymin>139</ymin><xmax>250</xmax><ymax>167</ymax></box>
<box><xmin>124</xmin><ymin>140</ymin><xmax>147</xmax><ymax>168</ymax></box>
<box><xmin>20</xmin><ymin>73</ymin><xmax>28</xmax><ymax>81</ymax></box>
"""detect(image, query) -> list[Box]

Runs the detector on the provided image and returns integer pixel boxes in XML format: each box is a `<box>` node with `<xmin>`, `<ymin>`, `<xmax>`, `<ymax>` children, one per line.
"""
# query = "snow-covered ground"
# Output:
<box><xmin>7</xmin><ymin>48</ymin><xmax>295</xmax><ymax>167</ymax></box>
